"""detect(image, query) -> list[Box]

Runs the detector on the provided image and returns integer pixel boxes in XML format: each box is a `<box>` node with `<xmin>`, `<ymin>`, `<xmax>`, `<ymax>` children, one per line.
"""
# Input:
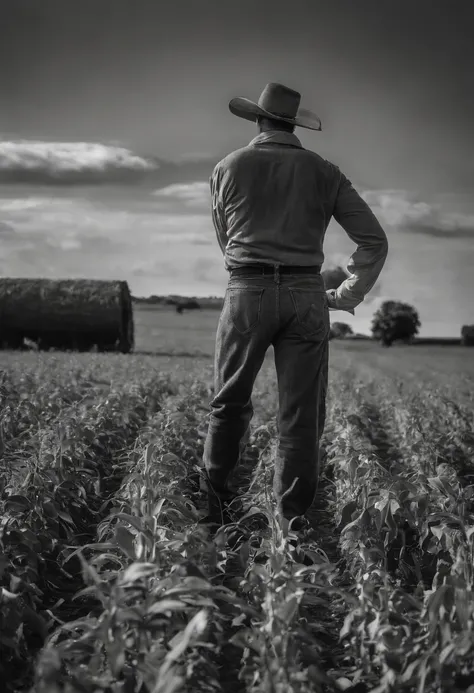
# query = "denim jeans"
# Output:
<box><xmin>203</xmin><ymin>266</ymin><xmax>329</xmax><ymax>520</ymax></box>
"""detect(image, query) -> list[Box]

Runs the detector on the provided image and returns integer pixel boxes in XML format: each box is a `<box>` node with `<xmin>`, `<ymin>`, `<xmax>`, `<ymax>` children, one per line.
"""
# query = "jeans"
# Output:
<box><xmin>203</xmin><ymin>266</ymin><xmax>329</xmax><ymax>520</ymax></box>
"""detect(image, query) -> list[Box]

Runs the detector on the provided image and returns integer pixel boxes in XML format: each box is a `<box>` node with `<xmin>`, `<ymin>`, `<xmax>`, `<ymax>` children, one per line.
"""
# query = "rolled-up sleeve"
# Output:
<box><xmin>328</xmin><ymin>169</ymin><xmax>388</xmax><ymax>312</ymax></box>
<box><xmin>210</xmin><ymin>165</ymin><xmax>228</xmax><ymax>256</ymax></box>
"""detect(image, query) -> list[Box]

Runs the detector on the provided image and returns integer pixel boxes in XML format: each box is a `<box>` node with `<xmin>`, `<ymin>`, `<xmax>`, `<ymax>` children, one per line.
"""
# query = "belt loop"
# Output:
<box><xmin>274</xmin><ymin>264</ymin><xmax>280</xmax><ymax>284</ymax></box>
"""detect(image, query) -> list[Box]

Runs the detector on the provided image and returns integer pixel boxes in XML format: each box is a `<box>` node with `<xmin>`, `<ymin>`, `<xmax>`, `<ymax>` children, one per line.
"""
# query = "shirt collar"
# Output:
<box><xmin>248</xmin><ymin>131</ymin><xmax>303</xmax><ymax>148</ymax></box>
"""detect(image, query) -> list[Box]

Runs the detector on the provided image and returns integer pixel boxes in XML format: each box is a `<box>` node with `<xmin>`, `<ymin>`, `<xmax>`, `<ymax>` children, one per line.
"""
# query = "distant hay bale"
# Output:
<box><xmin>0</xmin><ymin>278</ymin><xmax>134</xmax><ymax>353</ymax></box>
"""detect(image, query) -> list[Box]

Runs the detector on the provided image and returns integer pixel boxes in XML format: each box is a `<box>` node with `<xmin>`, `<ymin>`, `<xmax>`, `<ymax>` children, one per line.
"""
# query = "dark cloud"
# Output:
<box><xmin>0</xmin><ymin>141</ymin><xmax>159</xmax><ymax>185</ymax></box>
<box><xmin>0</xmin><ymin>140</ymin><xmax>219</xmax><ymax>187</ymax></box>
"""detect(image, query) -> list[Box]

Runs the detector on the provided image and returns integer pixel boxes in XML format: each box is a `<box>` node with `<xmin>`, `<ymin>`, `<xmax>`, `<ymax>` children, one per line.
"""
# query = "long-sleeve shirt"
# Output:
<box><xmin>210</xmin><ymin>130</ymin><xmax>388</xmax><ymax>313</ymax></box>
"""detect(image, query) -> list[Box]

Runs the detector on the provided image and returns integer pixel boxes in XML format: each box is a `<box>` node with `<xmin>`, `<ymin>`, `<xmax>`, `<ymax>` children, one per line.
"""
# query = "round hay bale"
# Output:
<box><xmin>0</xmin><ymin>278</ymin><xmax>134</xmax><ymax>353</ymax></box>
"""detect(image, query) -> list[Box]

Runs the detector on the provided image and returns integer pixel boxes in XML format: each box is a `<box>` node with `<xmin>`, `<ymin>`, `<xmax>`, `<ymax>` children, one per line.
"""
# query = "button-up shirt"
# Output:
<box><xmin>210</xmin><ymin>130</ymin><xmax>388</xmax><ymax>313</ymax></box>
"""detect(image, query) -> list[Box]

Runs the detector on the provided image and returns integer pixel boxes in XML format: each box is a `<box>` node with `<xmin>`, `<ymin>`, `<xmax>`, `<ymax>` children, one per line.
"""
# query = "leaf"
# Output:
<box><xmin>427</xmin><ymin>476</ymin><xmax>448</xmax><ymax>495</ymax></box>
<box><xmin>147</xmin><ymin>599</ymin><xmax>188</xmax><ymax>616</ymax></box>
<box><xmin>439</xmin><ymin>642</ymin><xmax>456</xmax><ymax>664</ymax></box>
<box><xmin>229</xmin><ymin>629</ymin><xmax>261</xmax><ymax>653</ymax></box>
<box><xmin>250</xmin><ymin>564</ymin><xmax>270</xmax><ymax>582</ymax></box>
<box><xmin>105</xmin><ymin>637</ymin><xmax>125</xmax><ymax>677</ymax></box>
<box><xmin>5</xmin><ymin>495</ymin><xmax>30</xmax><ymax>512</ymax></box>
<box><xmin>119</xmin><ymin>562</ymin><xmax>159</xmax><ymax>585</ymax></box>
<box><xmin>278</xmin><ymin>595</ymin><xmax>299</xmax><ymax>624</ymax></box>
<box><xmin>231</xmin><ymin>613</ymin><xmax>247</xmax><ymax>627</ymax></box>
<box><xmin>114</xmin><ymin>525</ymin><xmax>136</xmax><ymax>560</ymax></box>
<box><xmin>170</xmin><ymin>411</ymin><xmax>188</xmax><ymax>422</ymax></box>
<box><xmin>114</xmin><ymin>513</ymin><xmax>145</xmax><ymax>534</ymax></box>
<box><xmin>384</xmin><ymin>502</ymin><xmax>398</xmax><ymax>531</ymax></box>
<box><xmin>43</xmin><ymin>501</ymin><xmax>58</xmax><ymax>519</ymax></box>
<box><xmin>144</xmin><ymin>443</ymin><xmax>155</xmax><ymax>470</ymax></box>
<box><xmin>430</xmin><ymin>524</ymin><xmax>445</xmax><ymax>541</ymax></box>
<box><xmin>240</xmin><ymin>541</ymin><xmax>250</xmax><ymax>569</ymax></box>
<box><xmin>338</xmin><ymin>500</ymin><xmax>358</xmax><ymax>527</ymax></box>
<box><xmin>163</xmin><ymin>610</ymin><xmax>208</xmax><ymax>665</ymax></box>
<box><xmin>57</xmin><ymin>511</ymin><xmax>74</xmax><ymax>524</ymax></box>
<box><xmin>153</xmin><ymin>498</ymin><xmax>167</xmax><ymax>517</ymax></box>
<box><xmin>60</xmin><ymin>438</ymin><xmax>74</xmax><ymax>452</ymax></box>
<box><xmin>64</xmin><ymin>543</ymin><xmax>117</xmax><ymax>563</ymax></box>
<box><xmin>240</xmin><ymin>506</ymin><xmax>272</xmax><ymax>524</ymax></box>
<box><xmin>466</xmin><ymin>526</ymin><xmax>474</xmax><ymax>540</ymax></box>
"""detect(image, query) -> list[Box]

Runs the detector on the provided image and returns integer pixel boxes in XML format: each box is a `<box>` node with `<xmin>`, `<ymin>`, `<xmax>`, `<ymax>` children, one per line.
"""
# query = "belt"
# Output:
<box><xmin>230</xmin><ymin>264</ymin><xmax>321</xmax><ymax>276</ymax></box>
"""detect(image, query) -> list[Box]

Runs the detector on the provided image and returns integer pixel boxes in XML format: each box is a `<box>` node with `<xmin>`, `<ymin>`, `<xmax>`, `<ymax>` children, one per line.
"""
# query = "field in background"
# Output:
<box><xmin>134</xmin><ymin>305</ymin><xmax>220</xmax><ymax>355</ymax></box>
<box><xmin>1</xmin><ymin>304</ymin><xmax>474</xmax><ymax>692</ymax></box>
<box><xmin>133</xmin><ymin>304</ymin><xmax>464</xmax><ymax>356</ymax></box>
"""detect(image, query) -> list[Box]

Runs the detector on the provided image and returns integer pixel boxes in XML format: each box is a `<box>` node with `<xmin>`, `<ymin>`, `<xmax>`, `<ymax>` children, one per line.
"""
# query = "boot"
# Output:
<box><xmin>198</xmin><ymin>472</ymin><xmax>242</xmax><ymax>527</ymax></box>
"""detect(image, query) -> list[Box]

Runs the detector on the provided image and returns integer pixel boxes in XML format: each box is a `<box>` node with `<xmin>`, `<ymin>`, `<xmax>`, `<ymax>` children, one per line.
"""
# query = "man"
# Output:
<box><xmin>202</xmin><ymin>82</ymin><xmax>388</xmax><ymax>534</ymax></box>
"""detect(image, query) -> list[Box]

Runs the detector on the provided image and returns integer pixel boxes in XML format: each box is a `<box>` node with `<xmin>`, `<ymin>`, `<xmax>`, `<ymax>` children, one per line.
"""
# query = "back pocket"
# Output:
<box><xmin>227</xmin><ymin>287</ymin><xmax>264</xmax><ymax>335</ymax></box>
<box><xmin>289</xmin><ymin>288</ymin><xmax>329</xmax><ymax>338</ymax></box>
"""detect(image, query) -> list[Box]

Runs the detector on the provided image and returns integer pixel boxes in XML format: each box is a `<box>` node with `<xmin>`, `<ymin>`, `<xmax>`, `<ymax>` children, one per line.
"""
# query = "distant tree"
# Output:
<box><xmin>329</xmin><ymin>322</ymin><xmax>353</xmax><ymax>340</ymax></box>
<box><xmin>175</xmin><ymin>299</ymin><xmax>201</xmax><ymax>314</ymax></box>
<box><xmin>461</xmin><ymin>324</ymin><xmax>474</xmax><ymax>346</ymax></box>
<box><xmin>371</xmin><ymin>300</ymin><xmax>421</xmax><ymax>346</ymax></box>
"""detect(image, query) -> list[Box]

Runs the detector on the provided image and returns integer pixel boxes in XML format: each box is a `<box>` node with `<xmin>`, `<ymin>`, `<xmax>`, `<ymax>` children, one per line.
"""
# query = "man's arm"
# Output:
<box><xmin>328</xmin><ymin>169</ymin><xmax>388</xmax><ymax>312</ymax></box>
<box><xmin>210</xmin><ymin>165</ymin><xmax>228</xmax><ymax>256</ymax></box>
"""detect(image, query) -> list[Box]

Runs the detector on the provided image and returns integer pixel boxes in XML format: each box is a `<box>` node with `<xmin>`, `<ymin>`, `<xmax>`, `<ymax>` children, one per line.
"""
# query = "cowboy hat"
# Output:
<box><xmin>229</xmin><ymin>82</ymin><xmax>322</xmax><ymax>131</ymax></box>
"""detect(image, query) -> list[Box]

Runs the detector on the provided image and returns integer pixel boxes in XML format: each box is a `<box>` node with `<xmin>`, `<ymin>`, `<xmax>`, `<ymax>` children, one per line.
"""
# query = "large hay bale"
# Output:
<box><xmin>0</xmin><ymin>278</ymin><xmax>134</xmax><ymax>353</ymax></box>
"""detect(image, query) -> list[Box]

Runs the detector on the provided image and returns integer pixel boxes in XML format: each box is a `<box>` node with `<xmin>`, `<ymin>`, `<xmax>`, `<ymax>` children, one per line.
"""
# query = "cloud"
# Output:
<box><xmin>130</xmin><ymin>259</ymin><xmax>179</xmax><ymax>278</ymax></box>
<box><xmin>361</xmin><ymin>189</ymin><xmax>474</xmax><ymax>236</ymax></box>
<box><xmin>321</xmin><ymin>265</ymin><xmax>348</xmax><ymax>290</ymax></box>
<box><xmin>0</xmin><ymin>220</ymin><xmax>16</xmax><ymax>236</ymax></box>
<box><xmin>0</xmin><ymin>138</ymin><xmax>221</xmax><ymax>188</ymax></box>
<box><xmin>0</xmin><ymin>191</ymin><xmax>224</xmax><ymax>296</ymax></box>
<box><xmin>0</xmin><ymin>195</ymin><xmax>214</xmax><ymax>245</ymax></box>
<box><xmin>0</xmin><ymin>140</ymin><xmax>158</xmax><ymax>184</ymax></box>
<box><xmin>152</xmin><ymin>181</ymin><xmax>210</xmax><ymax>210</ymax></box>
<box><xmin>192</xmin><ymin>257</ymin><xmax>221</xmax><ymax>283</ymax></box>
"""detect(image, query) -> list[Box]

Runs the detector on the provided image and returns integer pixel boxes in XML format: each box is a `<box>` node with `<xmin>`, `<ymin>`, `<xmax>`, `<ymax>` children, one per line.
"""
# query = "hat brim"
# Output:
<box><xmin>229</xmin><ymin>97</ymin><xmax>322</xmax><ymax>131</ymax></box>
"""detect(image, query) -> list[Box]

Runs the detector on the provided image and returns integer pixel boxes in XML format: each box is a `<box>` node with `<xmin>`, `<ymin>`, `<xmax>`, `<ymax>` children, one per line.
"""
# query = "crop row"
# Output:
<box><xmin>0</xmin><ymin>371</ymin><xmax>177</xmax><ymax>692</ymax></box>
<box><xmin>325</xmin><ymin>375</ymin><xmax>474</xmax><ymax>693</ymax></box>
<box><xmin>32</xmin><ymin>382</ymin><xmax>248</xmax><ymax>693</ymax></box>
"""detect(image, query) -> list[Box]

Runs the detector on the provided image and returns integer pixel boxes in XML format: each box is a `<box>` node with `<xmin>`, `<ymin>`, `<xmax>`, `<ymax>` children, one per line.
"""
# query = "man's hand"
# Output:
<box><xmin>326</xmin><ymin>289</ymin><xmax>355</xmax><ymax>315</ymax></box>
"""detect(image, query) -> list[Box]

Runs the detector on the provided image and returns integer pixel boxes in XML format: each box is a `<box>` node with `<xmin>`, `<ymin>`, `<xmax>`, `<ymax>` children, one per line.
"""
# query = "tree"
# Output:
<box><xmin>329</xmin><ymin>322</ymin><xmax>353</xmax><ymax>340</ymax></box>
<box><xmin>175</xmin><ymin>299</ymin><xmax>201</xmax><ymax>314</ymax></box>
<box><xmin>371</xmin><ymin>301</ymin><xmax>421</xmax><ymax>346</ymax></box>
<box><xmin>461</xmin><ymin>325</ymin><xmax>474</xmax><ymax>346</ymax></box>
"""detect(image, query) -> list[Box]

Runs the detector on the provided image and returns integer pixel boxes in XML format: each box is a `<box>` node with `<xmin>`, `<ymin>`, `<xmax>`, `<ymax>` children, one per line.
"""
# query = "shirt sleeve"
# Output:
<box><xmin>328</xmin><ymin>169</ymin><xmax>388</xmax><ymax>312</ymax></box>
<box><xmin>210</xmin><ymin>165</ymin><xmax>228</xmax><ymax>256</ymax></box>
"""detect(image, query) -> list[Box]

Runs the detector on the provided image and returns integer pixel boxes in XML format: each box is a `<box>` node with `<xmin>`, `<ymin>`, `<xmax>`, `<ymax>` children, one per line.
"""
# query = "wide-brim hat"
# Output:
<box><xmin>229</xmin><ymin>82</ymin><xmax>322</xmax><ymax>131</ymax></box>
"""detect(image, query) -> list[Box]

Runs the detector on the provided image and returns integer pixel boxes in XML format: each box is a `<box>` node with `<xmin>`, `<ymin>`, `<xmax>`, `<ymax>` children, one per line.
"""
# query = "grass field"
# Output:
<box><xmin>1</xmin><ymin>304</ymin><xmax>474</xmax><ymax>693</ymax></box>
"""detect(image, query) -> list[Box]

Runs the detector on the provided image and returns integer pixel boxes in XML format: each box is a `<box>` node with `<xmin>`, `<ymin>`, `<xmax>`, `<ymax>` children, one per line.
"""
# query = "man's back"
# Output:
<box><xmin>211</xmin><ymin>129</ymin><xmax>388</xmax><ymax>313</ymax></box>
<box><xmin>213</xmin><ymin>131</ymin><xmax>339</xmax><ymax>269</ymax></box>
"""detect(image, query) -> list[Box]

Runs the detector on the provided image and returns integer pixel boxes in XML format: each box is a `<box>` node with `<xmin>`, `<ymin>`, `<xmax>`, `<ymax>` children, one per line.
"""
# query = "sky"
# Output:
<box><xmin>0</xmin><ymin>0</ymin><xmax>473</xmax><ymax>337</ymax></box>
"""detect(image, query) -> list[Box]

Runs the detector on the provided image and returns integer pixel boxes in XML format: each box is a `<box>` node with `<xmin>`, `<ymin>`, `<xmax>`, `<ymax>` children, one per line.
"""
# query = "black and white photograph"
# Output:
<box><xmin>1</xmin><ymin>1</ymin><xmax>473</xmax><ymax>691</ymax></box>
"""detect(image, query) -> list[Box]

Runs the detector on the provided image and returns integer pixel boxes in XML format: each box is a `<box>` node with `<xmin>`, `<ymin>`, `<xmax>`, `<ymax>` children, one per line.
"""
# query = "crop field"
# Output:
<box><xmin>1</xmin><ymin>305</ymin><xmax>474</xmax><ymax>693</ymax></box>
